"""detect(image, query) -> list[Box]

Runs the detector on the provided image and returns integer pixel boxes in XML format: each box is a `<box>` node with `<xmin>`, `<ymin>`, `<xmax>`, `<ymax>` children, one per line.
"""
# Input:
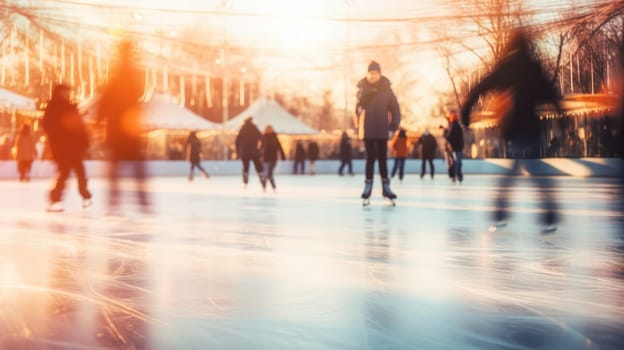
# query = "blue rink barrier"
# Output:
<box><xmin>0</xmin><ymin>158</ymin><xmax>622</xmax><ymax>179</ymax></box>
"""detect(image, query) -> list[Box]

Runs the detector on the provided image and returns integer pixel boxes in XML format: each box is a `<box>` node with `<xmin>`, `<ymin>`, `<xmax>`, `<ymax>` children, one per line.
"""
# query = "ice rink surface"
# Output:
<box><xmin>1</xmin><ymin>174</ymin><xmax>623</xmax><ymax>349</ymax></box>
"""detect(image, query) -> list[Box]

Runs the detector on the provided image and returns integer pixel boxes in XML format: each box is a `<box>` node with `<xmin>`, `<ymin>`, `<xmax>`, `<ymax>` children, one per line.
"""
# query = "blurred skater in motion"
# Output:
<box><xmin>461</xmin><ymin>28</ymin><xmax>563</xmax><ymax>232</ymax></box>
<box><xmin>417</xmin><ymin>129</ymin><xmax>438</xmax><ymax>179</ymax></box>
<box><xmin>444</xmin><ymin>113</ymin><xmax>464</xmax><ymax>183</ymax></box>
<box><xmin>262</xmin><ymin>125</ymin><xmax>286</xmax><ymax>190</ymax></box>
<box><xmin>185</xmin><ymin>130</ymin><xmax>210</xmax><ymax>181</ymax></box>
<box><xmin>390</xmin><ymin>128</ymin><xmax>409</xmax><ymax>182</ymax></box>
<box><xmin>97</xmin><ymin>40</ymin><xmax>149</xmax><ymax>213</ymax></box>
<box><xmin>235</xmin><ymin>116</ymin><xmax>266</xmax><ymax>190</ymax></box>
<box><xmin>338</xmin><ymin>131</ymin><xmax>354</xmax><ymax>176</ymax></box>
<box><xmin>14</xmin><ymin>124</ymin><xmax>37</xmax><ymax>182</ymax></box>
<box><xmin>42</xmin><ymin>84</ymin><xmax>92</xmax><ymax>212</ymax></box>
<box><xmin>355</xmin><ymin>60</ymin><xmax>401</xmax><ymax>205</ymax></box>
<box><xmin>293</xmin><ymin>140</ymin><xmax>306</xmax><ymax>175</ymax></box>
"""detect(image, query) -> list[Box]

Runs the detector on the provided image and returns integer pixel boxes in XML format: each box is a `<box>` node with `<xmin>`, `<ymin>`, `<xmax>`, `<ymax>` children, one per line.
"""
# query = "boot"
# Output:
<box><xmin>381</xmin><ymin>178</ymin><xmax>397</xmax><ymax>199</ymax></box>
<box><xmin>361</xmin><ymin>179</ymin><xmax>373</xmax><ymax>199</ymax></box>
<box><xmin>259</xmin><ymin>173</ymin><xmax>267</xmax><ymax>190</ymax></box>
<box><xmin>243</xmin><ymin>172</ymin><xmax>249</xmax><ymax>185</ymax></box>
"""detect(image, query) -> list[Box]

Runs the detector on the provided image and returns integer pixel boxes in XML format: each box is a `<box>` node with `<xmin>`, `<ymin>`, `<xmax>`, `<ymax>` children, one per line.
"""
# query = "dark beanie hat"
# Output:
<box><xmin>368</xmin><ymin>60</ymin><xmax>381</xmax><ymax>73</ymax></box>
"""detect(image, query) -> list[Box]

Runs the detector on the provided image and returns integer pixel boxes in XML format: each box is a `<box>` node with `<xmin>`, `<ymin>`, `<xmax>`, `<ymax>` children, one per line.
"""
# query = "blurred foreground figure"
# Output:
<box><xmin>42</xmin><ymin>84</ymin><xmax>92</xmax><ymax>212</ymax></box>
<box><xmin>97</xmin><ymin>40</ymin><xmax>149</xmax><ymax>213</ymax></box>
<box><xmin>461</xmin><ymin>29</ymin><xmax>563</xmax><ymax>232</ymax></box>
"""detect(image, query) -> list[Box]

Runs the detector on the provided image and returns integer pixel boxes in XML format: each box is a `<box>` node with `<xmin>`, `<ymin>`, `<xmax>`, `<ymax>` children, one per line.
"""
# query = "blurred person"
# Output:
<box><xmin>418</xmin><ymin>129</ymin><xmax>438</xmax><ymax>179</ymax></box>
<box><xmin>338</xmin><ymin>131</ymin><xmax>354</xmax><ymax>176</ymax></box>
<box><xmin>444</xmin><ymin>113</ymin><xmax>464</xmax><ymax>183</ymax></box>
<box><xmin>461</xmin><ymin>28</ymin><xmax>564</xmax><ymax>232</ymax></box>
<box><xmin>262</xmin><ymin>124</ymin><xmax>286</xmax><ymax>190</ymax></box>
<box><xmin>235</xmin><ymin>116</ymin><xmax>266</xmax><ymax>189</ymax></box>
<box><xmin>390</xmin><ymin>128</ymin><xmax>409</xmax><ymax>182</ymax></box>
<box><xmin>97</xmin><ymin>40</ymin><xmax>149</xmax><ymax>213</ymax></box>
<box><xmin>35</xmin><ymin>135</ymin><xmax>46</xmax><ymax>160</ymax></box>
<box><xmin>355</xmin><ymin>60</ymin><xmax>401</xmax><ymax>205</ymax></box>
<box><xmin>0</xmin><ymin>134</ymin><xmax>11</xmax><ymax>160</ymax></box>
<box><xmin>184</xmin><ymin>130</ymin><xmax>210</xmax><ymax>181</ymax></box>
<box><xmin>42</xmin><ymin>84</ymin><xmax>92</xmax><ymax>212</ymax></box>
<box><xmin>307</xmin><ymin>140</ymin><xmax>320</xmax><ymax>175</ymax></box>
<box><xmin>293</xmin><ymin>140</ymin><xmax>306</xmax><ymax>175</ymax></box>
<box><xmin>14</xmin><ymin>124</ymin><xmax>37</xmax><ymax>182</ymax></box>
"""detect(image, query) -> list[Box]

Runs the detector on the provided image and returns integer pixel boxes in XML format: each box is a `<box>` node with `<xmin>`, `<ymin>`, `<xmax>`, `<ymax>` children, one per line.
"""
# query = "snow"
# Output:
<box><xmin>0</xmin><ymin>175</ymin><xmax>623</xmax><ymax>349</ymax></box>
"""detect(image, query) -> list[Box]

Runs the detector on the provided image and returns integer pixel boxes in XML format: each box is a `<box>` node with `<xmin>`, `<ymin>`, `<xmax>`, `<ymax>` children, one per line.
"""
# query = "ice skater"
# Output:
<box><xmin>42</xmin><ymin>84</ymin><xmax>92</xmax><ymax>212</ymax></box>
<box><xmin>14</xmin><ymin>124</ymin><xmax>37</xmax><ymax>182</ymax></box>
<box><xmin>97</xmin><ymin>40</ymin><xmax>149</xmax><ymax>213</ymax></box>
<box><xmin>235</xmin><ymin>116</ymin><xmax>266</xmax><ymax>190</ymax></box>
<box><xmin>307</xmin><ymin>141</ymin><xmax>320</xmax><ymax>175</ymax></box>
<box><xmin>184</xmin><ymin>130</ymin><xmax>210</xmax><ymax>181</ymax></box>
<box><xmin>417</xmin><ymin>129</ymin><xmax>437</xmax><ymax>179</ymax></box>
<box><xmin>338</xmin><ymin>131</ymin><xmax>354</xmax><ymax>176</ymax></box>
<box><xmin>461</xmin><ymin>28</ymin><xmax>563</xmax><ymax>232</ymax></box>
<box><xmin>355</xmin><ymin>60</ymin><xmax>401</xmax><ymax>206</ymax></box>
<box><xmin>293</xmin><ymin>140</ymin><xmax>306</xmax><ymax>175</ymax></box>
<box><xmin>390</xmin><ymin>128</ymin><xmax>409</xmax><ymax>182</ymax></box>
<box><xmin>444</xmin><ymin>113</ymin><xmax>464</xmax><ymax>183</ymax></box>
<box><xmin>262</xmin><ymin>125</ymin><xmax>286</xmax><ymax>190</ymax></box>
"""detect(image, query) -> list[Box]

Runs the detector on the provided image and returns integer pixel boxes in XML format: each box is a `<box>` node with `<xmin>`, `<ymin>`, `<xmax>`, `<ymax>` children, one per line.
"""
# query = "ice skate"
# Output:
<box><xmin>82</xmin><ymin>198</ymin><xmax>93</xmax><ymax>208</ymax></box>
<box><xmin>381</xmin><ymin>178</ymin><xmax>396</xmax><ymax>206</ymax></box>
<box><xmin>361</xmin><ymin>179</ymin><xmax>373</xmax><ymax>206</ymax></box>
<box><xmin>488</xmin><ymin>221</ymin><xmax>507</xmax><ymax>233</ymax></box>
<box><xmin>259</xmin><ymin>174</ymin><xmax>267</xmax><ymax>191</ymax></box>
<box><xmin>541</xmin><ymin>225</ymin><xmax>557</xmax><ymax>234</ymax></box>
<box><xmin>47</xmin><ymin>201</ymin><xmax>64</xmax><ymax>213</ymax></box>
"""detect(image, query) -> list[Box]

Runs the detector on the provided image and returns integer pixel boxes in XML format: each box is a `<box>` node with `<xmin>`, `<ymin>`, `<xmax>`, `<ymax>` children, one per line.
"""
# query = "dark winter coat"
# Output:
<box><xmin>355</xmin><ymin>76</ymin><xmax>401</xmax><ymax>140</ymax></box>
<box><xmin>445</xmin><ymin>121</ymin><xmax>464</xmax><ymax>152</ymax></box>
<box><xmin>42</xmin><ymin>99</ymin><xmax>89</xmax><ymax>163</ymax></box>
<box><xmin>294</xmin><ymin>142</ymin><xmax>306</xmax><ymax>162</ymax></box>
<box><xmin>339</xmin><ymin>136</ymin><xmax>352</xmax><ymax>162</ymax></box>
<box><xmin>263</xmin><ymin>132</ymin><xmax>286</xmax><ymax>163</ymax></box>
<box><xmin>307</xmin><ymin>142</ymin><xmax>320</xmax><ymax>161</ymax></box>
<box><xmin>418</xmin><ymin>133</ymin><xmax>438</xmax><ymax>159</ymax></box>
<box><xmin>235</xmin><ymin>120</ymin><xmax>263</xmax><ymax>158</ymax></box>
<box><xmin>460</xmin><ymin>46</ymin><xmax>562</xmax><ymax>145</ymax></box>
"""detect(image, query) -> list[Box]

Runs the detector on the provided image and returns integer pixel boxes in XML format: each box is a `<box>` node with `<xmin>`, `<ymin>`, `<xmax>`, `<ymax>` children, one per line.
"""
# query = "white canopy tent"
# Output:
<box><xmin>223</xmin><ymin>98</ymin><xmax>318</xmax><ymax>135</ymax></box>
<box><xmin>0</xmin><ymin>87</ymin><xmax>37</xmax><ymax>111</ymax></box>
<box><xmin>79</xmin><ymin>93</ymin><xmax>220</xmax><ymax>131</ymax></box>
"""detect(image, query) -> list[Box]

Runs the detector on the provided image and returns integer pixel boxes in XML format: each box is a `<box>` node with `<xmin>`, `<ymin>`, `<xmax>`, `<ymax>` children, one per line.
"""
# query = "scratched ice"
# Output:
<box><xmin>0</xmin><ymin>175</ymin><xmax>623</xmax><ymax>349</ymax></box>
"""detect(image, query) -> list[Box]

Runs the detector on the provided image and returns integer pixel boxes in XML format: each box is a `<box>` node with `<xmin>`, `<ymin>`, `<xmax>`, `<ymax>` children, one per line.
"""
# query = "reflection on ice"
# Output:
<box><xmin>0</xmin><ymin>176</ymin><xmax>623</xmax><ymax>349</ymax></box>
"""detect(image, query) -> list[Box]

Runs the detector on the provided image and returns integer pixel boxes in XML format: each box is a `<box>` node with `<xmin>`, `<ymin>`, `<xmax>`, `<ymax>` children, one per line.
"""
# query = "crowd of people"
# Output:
<box><xmin>0</xmin><ymin>27</ymin><xmax>621</xmax><ymax>232</ymax></box>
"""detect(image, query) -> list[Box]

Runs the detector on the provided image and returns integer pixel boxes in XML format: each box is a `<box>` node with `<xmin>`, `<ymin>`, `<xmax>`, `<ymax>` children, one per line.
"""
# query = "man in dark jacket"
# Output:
<box><xmin>355</xmin><ymin>60</ymin><xmax>401</xmax><ymax>202</ymax></box>
<box><xmin>445</xmin><ymin>114</ymin><xmax>464</xmax><ymax>183</ymax></box>
<box><xmin>235</xmin><ymin>116</ymin><xmax>266</xmax><ymax>189</ymax></box>
<box><xmin>338</xmin><ymin>131</ymin><xmax>353</xmax><ymax>176</ymax></box>
<box><xmin>461</xmin><ymin>28</ymin><xmax>563</xmax><ymax>230</ymax></box>
<box><xmin>418</xmin><ymin>130</ymin><xmax>438</xmax><ymax>179</ymax></box>
<box><xmin>42</xmin><ymin>84</ymin><xmax>92</xmax><ymax>211</ymax></box>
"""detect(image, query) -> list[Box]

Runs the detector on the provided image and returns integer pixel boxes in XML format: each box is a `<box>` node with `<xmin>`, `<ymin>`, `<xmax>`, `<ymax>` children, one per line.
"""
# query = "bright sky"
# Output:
<box><xmin>10</xmin><ymin>0</ymin><xmax>615</xmax><ymax>128</ymax></box>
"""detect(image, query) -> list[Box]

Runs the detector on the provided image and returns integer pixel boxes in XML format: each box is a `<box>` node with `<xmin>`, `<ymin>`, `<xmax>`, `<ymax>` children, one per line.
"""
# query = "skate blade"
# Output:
<box><xmin>541</xmin><ymin>225</ymin><xmax>557</xmax><ymax>234</ymax></box>
<box><xmin>384</xmin><ymin>198</ymin><xmax>396</xmax><ymax>207</ymax></box>
<box><xmin>488</xmin><ymin>222</ymin><xmax>507</xmax><ymax>233</ymax></box>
